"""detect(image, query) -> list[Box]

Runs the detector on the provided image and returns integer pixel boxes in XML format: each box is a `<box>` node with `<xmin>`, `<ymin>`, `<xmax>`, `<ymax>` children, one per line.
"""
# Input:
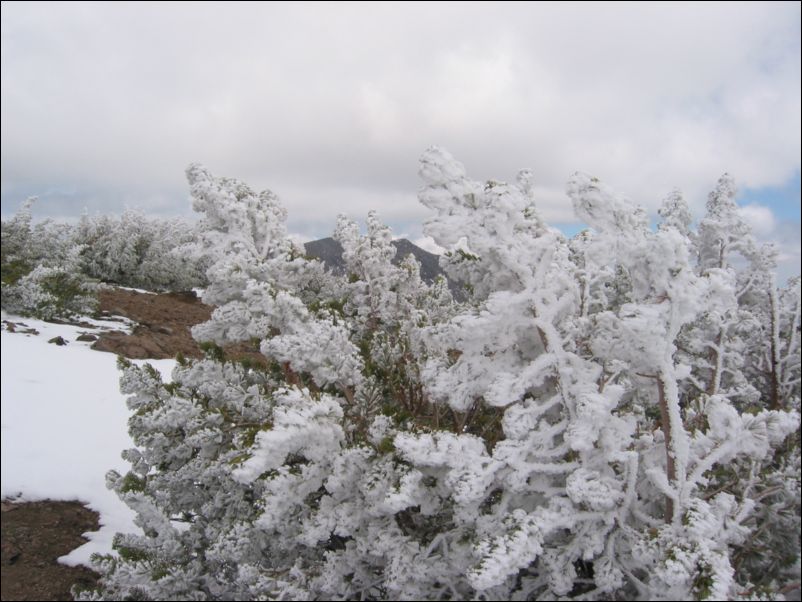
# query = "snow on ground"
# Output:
<box><xmin>0</xmin><ymin>311</ymin><xmax>176</xmax><ymax>567</ymax></box>
<box><xmin>108</xmin><ymin>285</ymin><xmax>158</xmax><ymax>295</ymax></box>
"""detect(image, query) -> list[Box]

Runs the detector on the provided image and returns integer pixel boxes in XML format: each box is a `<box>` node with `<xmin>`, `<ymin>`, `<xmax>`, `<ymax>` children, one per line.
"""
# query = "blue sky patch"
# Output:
<box><xmin>738</xmin><ymin>171</ymin><xmax>801</xmax><ymax>222</ymax></box>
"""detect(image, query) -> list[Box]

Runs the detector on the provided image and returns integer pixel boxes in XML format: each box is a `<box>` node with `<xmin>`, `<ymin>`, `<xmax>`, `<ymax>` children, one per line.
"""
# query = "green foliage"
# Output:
<box><xmin>37</xmin><ymin>269</ymin><xmax>99</xmax><ymax>317</ymax></box>
<box><xmin>307</xmin><ymin>297</ymin><xmax>348</xmax><ymax>318</ymax></box>
<box><xmin>118</xmin><ymin>473</ymin><xmax>146</xmax><ymax>494</ymax></box>
<box><xmin>445</xmin><ymin>248</ymin><xmax>480</xmax><ymax>262</ymax></box>
<box><xmin>376</xmin><ymin>436</ymin><xmax>395</xmax><ymax>454</ymax></box>
<box><xmin>199</xmin><ymin>341</ymin><xmax>226</xmax><ymax>362</ymax></box>
<box><xmin>113</xmin><ymin>541</ymin><xmax>151</xmax><ymax>564</ymax></box>
<box><xmin>0</xmin><ymin>257</ymin><xmax>32</xmax><ymax>286</ymax></box>
<box><xmin>693</xmin><ymin>563</ymin><xmax>715</xmax><ymax>600</ymax></box>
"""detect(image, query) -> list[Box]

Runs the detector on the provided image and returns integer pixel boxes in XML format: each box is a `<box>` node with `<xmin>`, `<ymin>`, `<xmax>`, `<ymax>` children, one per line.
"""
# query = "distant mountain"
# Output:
<box><xmin>390</xmin><ymin>238</ymin><xmax>443</xmax><ymax>284</ymax></box>
<box><xmin>303</xmin><ymin>238</ymin><xmax>348</xmax><ymax>273</ymax></box>
<box><xmin>304</xmin><ymin>237</ymin><xmax>462</xmax><ymax>298</ymax></box>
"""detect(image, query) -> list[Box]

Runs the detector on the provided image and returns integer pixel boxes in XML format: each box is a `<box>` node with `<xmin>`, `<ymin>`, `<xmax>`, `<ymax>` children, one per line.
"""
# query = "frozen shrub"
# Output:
<box><xmin>82</xmin><ymin>151</ymin><xmax>800</xmax><ymax>601</ymax></box>
<box><xmin>75</xmin><ymin>210</ymin><xmax>207</xmax><ymax>291</ymax></box>
<box><xmin>1</xmin><ymin>199</ymin><xmax>98</xmax><ymax>320</ymax></box>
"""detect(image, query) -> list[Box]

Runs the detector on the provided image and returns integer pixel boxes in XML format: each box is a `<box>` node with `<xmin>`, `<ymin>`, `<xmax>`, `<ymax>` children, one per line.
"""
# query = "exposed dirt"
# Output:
<box><xmin>91</xmin><ymin>287</ymin><xmax>267</xmax><ymax>365</ymax></box>
<box><xmin>91</xmin><ymin>288</ymin><xmax>213</xmax><ymax>359</ymax></box>
<box><xmin>1</xmin><ymin>501</ymin><xmax>100</xmax><ymax>601</ymax></box>
<box><xmin>1</xmin><ymin>287</ymin><xmax>265</xmax><ymax>600</ymax></box>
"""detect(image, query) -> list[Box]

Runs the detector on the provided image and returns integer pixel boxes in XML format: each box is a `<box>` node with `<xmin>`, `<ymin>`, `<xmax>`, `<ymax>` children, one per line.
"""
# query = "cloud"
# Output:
<box><xmin>1</xmin><ymin>1</ymin><xmax>799</xmax><ymax>251</ymax></box>
<box><xmin>730</xmin><ymin>204</ymin><xmax>800</xmax><ymax>285</ymax></box>
<box><xmin>772</xmin><ymin>220</ymin><xmax>802</xmax><ymax>285</ymax></box>
<box><xmin>411</xmin><ymin>236</ymin><xmax>446</xmax><ymax>256</ymax></box>
<box><xmin>739</xmin><ymin>204</ymin><xmax>777</xmax><ymax>238</ymax></box>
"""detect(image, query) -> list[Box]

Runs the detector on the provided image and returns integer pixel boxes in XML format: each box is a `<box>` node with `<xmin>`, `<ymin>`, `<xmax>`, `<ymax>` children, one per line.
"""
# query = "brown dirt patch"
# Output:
<box><xmin>1</xmin><ymin>500</ymin><xmax>100</xmax><ymax>601</ymax></box>
<box><xmin>92</xmin><ymin>288</ymin><xmax>213</xmax><ymax>359</ymax></box>
<box><xmin>92</xmin><ymin>288</ymin><xmax>267</xmax><ymax>365</ymax></box>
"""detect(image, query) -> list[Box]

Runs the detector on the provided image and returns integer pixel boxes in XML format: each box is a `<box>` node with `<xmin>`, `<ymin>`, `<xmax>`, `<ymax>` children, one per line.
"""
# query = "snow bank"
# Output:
<box><xmin>1</xmin><ymin>312</ymin><xmax>175</xmax><ymax>566</ymax></box>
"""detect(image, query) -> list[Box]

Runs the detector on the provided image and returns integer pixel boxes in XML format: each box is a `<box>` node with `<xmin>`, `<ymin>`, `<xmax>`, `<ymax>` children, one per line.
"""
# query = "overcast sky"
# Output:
<box><xmin>1</xmin><ymin>2</ymin><xmax>800</xmax><ymax>277</ymax></box>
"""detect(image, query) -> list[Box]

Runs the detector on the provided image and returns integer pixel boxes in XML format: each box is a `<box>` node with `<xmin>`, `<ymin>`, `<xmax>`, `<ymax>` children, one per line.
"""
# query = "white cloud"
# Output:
<box><xmin>278</xmin><ymin>183</ymin><xmax>424</xmax><ymax>231</ymax></box>
<box><xmin>410</xmin><ymin>236</ymin><xmax>446</xmax><ymax>255</ymax></box>
<box><xmin>1</xmin><ymin>2</ymin><xmax>799</xmax><ymax>240</ymax></box>
<box><xmin>772</xmin><ymin>220</ymin><xmax>802</xmax><ymax>285</ymax></box>
<box><xmin>739</xmin><ymin>204</ymin><xmax>777</xmax><ymax>238</ymax></box>
<box><xmin>725</xmin><ymin>204</ymin><xmax>800</xmax><ymax>285</ymax></box>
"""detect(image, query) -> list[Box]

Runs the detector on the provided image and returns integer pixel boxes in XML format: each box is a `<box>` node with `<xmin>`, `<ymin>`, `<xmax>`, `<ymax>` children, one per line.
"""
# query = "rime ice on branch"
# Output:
<box><xmin>80</xmin><ymin>151</ymin><xmax>800</xmax><ymax>602</ymax></box>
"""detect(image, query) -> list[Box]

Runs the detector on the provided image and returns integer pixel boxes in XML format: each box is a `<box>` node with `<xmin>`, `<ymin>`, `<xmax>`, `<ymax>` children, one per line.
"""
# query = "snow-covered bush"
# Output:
<box><xmin>75</xmin><ymin>210</ymin><xmax>207</xmax><ymax>291</ymax></box>
<box><xmin>83</xmin><ymin>151</ymin><xmax>800</xmax><ymax>601</ymax></box>
<box><xmin>1</xmin><ymin>198</ymin><xmax>98</xmax><ymax>320</ymax></box>
<box><xmin>2</xmin><ymin>200</ymin><xmax>207</xmax><ymax>318</ymax></box>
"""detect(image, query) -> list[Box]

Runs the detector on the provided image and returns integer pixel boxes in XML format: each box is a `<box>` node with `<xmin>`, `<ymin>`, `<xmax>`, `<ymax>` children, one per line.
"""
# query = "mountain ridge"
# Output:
<box><xmin>303</xmin><ymin>237</ymin><xmax>461</xmax><ymax>298</ymax></box>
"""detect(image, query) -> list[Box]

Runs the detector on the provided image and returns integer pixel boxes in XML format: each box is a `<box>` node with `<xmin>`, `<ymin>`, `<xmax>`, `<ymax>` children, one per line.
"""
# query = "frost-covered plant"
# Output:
<box><xmin>1</xmin><ymin>198</ymin><xmax>98</xmax><ymax>320</ymax></box>
<box><xmin>84</xmin><ymin>152</ymin><xmax>800</xmax><ymax>601</ymax></box>
<box><xmin>565</xmin><ymin>171</ymin><xmax>800</xmax><ymax>598</ymax></box>
<box><xmin>2</xmin><ymin>199</ymin><xmax>207</xmax><ymax>318</ymax></box>
<box><xmin>75</xmin><ymin>210</ymin><xmax>207</xmax><ymax>291</ymax></box>
<box><xmin>660</xmin><ymin>178</ymin><xmax>802</xmax><ymax>593</ymax></box>
<box><xmin>2</xmin><ymin>260</ymin><xmax>98</xmax><ymax>320</ymax></box>
<box><xmin>1</xmin><ymin>198</ymin><xmax>39</xmax><ymax>289</ymax></box>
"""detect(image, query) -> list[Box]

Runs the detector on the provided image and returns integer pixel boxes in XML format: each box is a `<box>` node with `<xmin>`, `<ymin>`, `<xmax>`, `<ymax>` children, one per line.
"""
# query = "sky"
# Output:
<box><xmin>1</xmin><ymin>2</ymin><xmax>800</xmax><ymax>278</ymax></box>
<box><xmin>1</xmin><ymin>309</ymin><xmax>176</xmax><ymax>566</ymax></box>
